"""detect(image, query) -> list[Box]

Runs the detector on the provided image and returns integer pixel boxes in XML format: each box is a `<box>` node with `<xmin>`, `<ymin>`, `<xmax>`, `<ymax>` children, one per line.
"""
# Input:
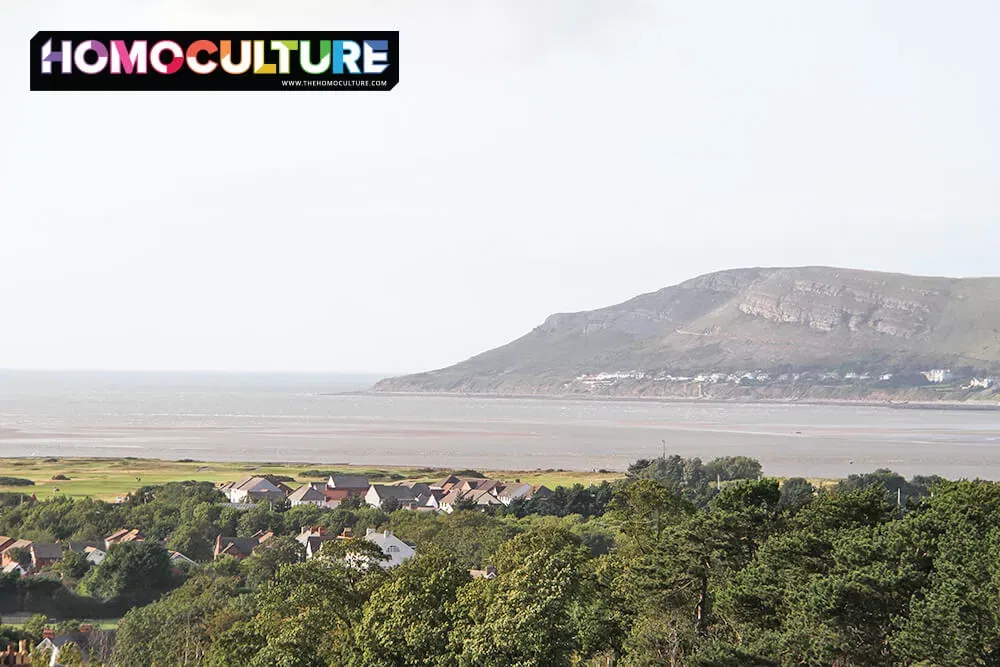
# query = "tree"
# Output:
<box><xmin>56</xmin><ymin>550</ymin><xmax>92</xmax><ymax>580</ymax></box>
<box><xmin>113</xmin><ymin>575</ymin><xmax>239</xmax><ymax>667</ymax></box>
<box><xmin>7</xmin><ymin>547</ymin><xmax>31</xmax><ymax>569</ymax></box>
<box><xmin>240</xmin><ymin>536</ymin><xmax>305</xmax><ymax>588</ymax></box>
<box><xmin>28</xmin><ymin>644</ymin><xmax>52</xmax><ymax>667</ymax></box>
<box><xmin>358</xmin><ymin>547</ymin><xmax>471</xmax><ymax>665</ymax></box>
<box><xmin>167</xmin><ymin>523</ymin><xmax>214</xmax><ymax>562</ymax></box>
<box><xmin>22</xmin><ymin>614</ymin><xmax>50</xmax><ymax>641</ymax></box>
<box><xmin>56</xmin><ymin>641</ymin><xmax>84</xmax><ymax>666</ymax></box>
<box><xmin>706</xmin><ymin>456</ymin><xmax>763</xmax><ymax>482</ymax></box>
<box><xmin>79</xmin><ymin>541</ymin><xmax>175</xmax><ymax>604</ymax></box>
<box><xmin>448</xmin><ymin>528</ymin><xmax>595</xmax><ymax>666</ymax></box>
<box><xmin>778</xmin><ymin>477</ymin><xmax>815</xmax><ymax>510</ymax></box>
<box><xmin>208</xmin><ymin>539</ymin><xmax>388</xmax><ymax>666</ymax></box>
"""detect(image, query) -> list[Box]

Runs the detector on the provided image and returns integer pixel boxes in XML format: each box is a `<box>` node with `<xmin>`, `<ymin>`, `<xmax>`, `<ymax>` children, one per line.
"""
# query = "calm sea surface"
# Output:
<box><xmin>2</xmin><ymin>371</ymin><xmax>1000</xmax><ymax>479</ymax></box>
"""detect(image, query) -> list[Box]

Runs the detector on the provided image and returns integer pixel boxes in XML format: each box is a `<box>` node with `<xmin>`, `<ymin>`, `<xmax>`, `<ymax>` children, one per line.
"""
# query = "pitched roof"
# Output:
<box><xmin>473</xmin><ymin>480</ymin><xmax>504</xmax><ymax>494</ymax></box>
<box><xmin>233</xmin><ymin>477</ymin><xmax>285</xmax><ymax>494</ymax></box>
<box><xmin>440</xmin><ymin>489</ymin><xmax>467</xmax><ymax>506</ymax></box>
<box><xmin>215</xmin><ymin>536</ymin><xmax>259</xmax><ymax>558</ymax></box>
<box><xmin>304</xmin><ymin>535</ymin><xmax>335</xmax><ymax>556</ymax></box>
<box><xmin>369</xmin><ymin>484</ymin><xmax>418</xmax><ymax>501</ymax></box>
<box><xmin>0</xmin><ymin>536</ymin><xmax>15</xmax><ymax>552</ymax></box>
<box><xmin>435</xmin><ymin>475</ymin><xmax>460</xmax><ymax>489</ymax></box>
<box><xmin>30</xmin><ymin>543</ymin><xmax>63</xmax><ymax>560</ymax></box>
<box><xmin>398</xmin><ymin>482</ymin><xmax>432</xmax><ymax>496</ymax></box>
<box><xmin>467</xmin><ymin>489</ymin><xmax>503</xmax><ymax>505</ymax></box>
<box><xmin>3</xmin><ymin>539</ymin><xmax>32</xmax><ymax>552</ymax></box>
<box><xmin>327</xmin><ymin>474</ymin><xmax>370</xmax><ymax>489</ymax></box>
<box><xmin>106</xmin><ymin>528</ymin><xmax>144</xmax><ymax>544</ymax></box>
<box><xmin>288</xmin><ymin>484</ymin><xmax>326</xmax><ymax>502</ymax></box>
<box><xmin>531</xmin><ymin>485</ymin><xmax>553</xmax><ymax>497</ymax></box>
<box><xmin>498</xmin><ymin>482</ymin><xmax>532</xmax><ymax>499</ymax></box>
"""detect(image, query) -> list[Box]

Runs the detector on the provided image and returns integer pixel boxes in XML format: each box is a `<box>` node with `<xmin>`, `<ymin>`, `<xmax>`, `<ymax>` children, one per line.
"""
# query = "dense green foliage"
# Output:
<box><xmin>0</xmin><ymin>476</ymin><xmax>34</xmax><ymax>486</ymax></box>
<box><xmin>3</xmin><ymin>456</ymin><xmax>1000</xmax><ymax>664</ymax></box>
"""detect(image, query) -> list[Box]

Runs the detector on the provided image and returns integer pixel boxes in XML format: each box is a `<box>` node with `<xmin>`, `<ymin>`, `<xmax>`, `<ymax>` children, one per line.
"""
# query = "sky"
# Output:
<box><xmin>1</xmin><ymin>1</ymin><xmax>998</xmax><ymax>374</ymax></box>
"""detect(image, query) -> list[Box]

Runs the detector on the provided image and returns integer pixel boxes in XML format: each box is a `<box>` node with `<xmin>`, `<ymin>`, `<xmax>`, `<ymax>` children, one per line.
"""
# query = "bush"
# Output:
<box><xmin>451</xmin><ymin>469</ymin><xmax>486</xmax><ymax>479</ymax></box>
<box><xmin>52</xmin><ymin>474</ymin><xmax>70</xmax><ymax>481</ymax></box>
<box><xmin>0</xmin><ymin>477</ymin><xmax>34</xmax><ymax>487</ymax></box>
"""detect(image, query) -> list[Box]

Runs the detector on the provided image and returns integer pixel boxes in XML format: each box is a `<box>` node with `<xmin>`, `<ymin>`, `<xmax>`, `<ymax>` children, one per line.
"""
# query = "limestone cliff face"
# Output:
<box><xmin>373</xmin><ymin>267</ymin><xmax>1000</xmax><ymax>396</ymax></box>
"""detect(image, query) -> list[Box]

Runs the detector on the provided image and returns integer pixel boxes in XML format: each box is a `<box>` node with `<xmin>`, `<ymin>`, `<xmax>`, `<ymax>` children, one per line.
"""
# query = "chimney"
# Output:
<box><xmin>19</xmin><ymin>639</ymin><xmax>27</xmax><ymax>653</ymax></box>
<box><xmin>43</xmin><ymin>629</ymin><xmax>55</xmax><ymax>640</ymax></box>
<box><xmin>79</xmin><ymin>623</ymin><xmax>93</xmax><ymax>633</ymax></box>
<box><xmin>384</xmin><ymin>529</ymin><xmax>390</xmax><ymax>537</ymax></box>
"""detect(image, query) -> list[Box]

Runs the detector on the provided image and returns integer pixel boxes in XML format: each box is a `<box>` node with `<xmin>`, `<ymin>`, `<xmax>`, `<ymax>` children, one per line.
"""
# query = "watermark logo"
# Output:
<box><xmin>30</xmin><ymin>31</ymin><xmax>398</xmax><ymax>91</ymax></box>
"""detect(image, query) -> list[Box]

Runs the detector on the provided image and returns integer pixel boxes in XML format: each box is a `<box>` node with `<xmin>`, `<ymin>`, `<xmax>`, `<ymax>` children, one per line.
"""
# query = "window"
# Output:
<box><xmin>388</xmin><ymin>546</ymin><xmax>399</xmax><ymax>553</ymax></box>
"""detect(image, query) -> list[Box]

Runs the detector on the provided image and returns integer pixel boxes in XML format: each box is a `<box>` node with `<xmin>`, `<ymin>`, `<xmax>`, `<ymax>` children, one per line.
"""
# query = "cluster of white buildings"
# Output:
<box><xmin>569</xmin><ymin>368</ymin><xmax>997</xmax><ymax>390</ymax></box>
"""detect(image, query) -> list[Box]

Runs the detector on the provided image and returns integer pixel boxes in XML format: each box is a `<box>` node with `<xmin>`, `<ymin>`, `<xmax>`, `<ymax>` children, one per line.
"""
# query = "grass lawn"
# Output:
<box><xmin>0</xmin><ymin>457</ymin><xmax>624</xmax><ymax>500</ymax></box>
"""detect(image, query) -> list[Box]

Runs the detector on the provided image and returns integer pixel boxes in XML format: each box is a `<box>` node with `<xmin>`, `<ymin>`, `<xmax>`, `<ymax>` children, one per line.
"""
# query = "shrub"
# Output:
<box><xmin>0</xmin><ymin>477</ymin><xmax>34</xmax><ymax>487</ymax></box>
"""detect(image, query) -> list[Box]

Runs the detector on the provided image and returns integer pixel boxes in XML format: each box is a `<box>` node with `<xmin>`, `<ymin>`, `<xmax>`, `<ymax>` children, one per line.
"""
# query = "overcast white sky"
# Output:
<box><xmin>1</xmin><ymin>1</ymin><xmax>998</xmax><ymax>374</ymax></box>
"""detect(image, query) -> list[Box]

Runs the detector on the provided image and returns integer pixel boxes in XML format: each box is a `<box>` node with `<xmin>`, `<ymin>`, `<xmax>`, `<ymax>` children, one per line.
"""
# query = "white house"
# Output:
<box><xmin>2</xmin><ymin>561</ymin><xmax>26</xmax><ymax>576</ymax></box>
<box><xmin>221</xmin><ymin>477</ymin><xmax>288</xmax><ymax>504</ymax></box>
<box><xmin>287</xmin><ymin>483</ymin><xmax>327</xmax><ymax>507</ymax></box>
<box><xmin>83</xmin><ymin>546</ymin><xmax>106</xmax><ymax>565</ymax></box>
<box><xmin>970</xmin><ymin>377</ymin><xmax>995</xmax><ymax>389</ymax></box>
<box><xmin>921</xmin><ymin>369</ymin><xmax>954</xmax><ymax>384</ymax></box>
<box><xmin>497</xmin><ymin>483</ymin><xmax>533</xmax><ymax>505</ymax></box>
<box><xmin>365</xmin><ymin>485</ymin><xmax>418</xmax><ymax>509</ymax></box>
<box><xmin>363</xmin><ymin>528</ymin><xmax>415</xmax><ymax>568</ymax></box>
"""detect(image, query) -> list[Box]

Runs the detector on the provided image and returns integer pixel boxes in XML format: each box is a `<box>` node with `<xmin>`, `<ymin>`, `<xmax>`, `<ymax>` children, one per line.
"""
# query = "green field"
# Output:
<box><xmin>0</xmin><ymin>457</ymin><xmax>623</xmax><ymax>500</ymax></box>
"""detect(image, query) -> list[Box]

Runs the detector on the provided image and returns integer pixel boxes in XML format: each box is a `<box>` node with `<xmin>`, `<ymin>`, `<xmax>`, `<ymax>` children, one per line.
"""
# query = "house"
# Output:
<box><xmin>399</xmin><ymin>482</ymin><xmax>432</xmax><ymax>496</ymax></box>
<box><xmin>29</xmin><ymin>543</ymin><xmax>63</xmax><ymax>569</ymax></box>
<box><xmin>470</xmin><ymin>565</ymin><xmax>497</xmax><ymax>580</ymax></box>
<box><xmin>2</xmin><ymin>561</ymin><xmax>27</xmax><ymax>576</ymax></box>
<box><xmin>220</xmin><ymin>477</ymin><xmax>288</xmax><ymax>504</ymax></box>
<box><xmin>465</xmin><ymin>488</ymin><xmax>503</xmax><ymax>508</ymax></box>
<box><xmin>365</xmin><ymin>484</ymin><xmax>418</xmax><ymax>509</ymax></box>
<box><xmin>970</xmin><ymin>377</ymin><xmax>995</xmax><ymax>389</ymax></box>
<box><xmin>35</xmin><ymin>627</ymin><xmax>98</xmax><ymax>667</ymax></box>
<box><xmin>83</xmin><ymin>546</ymin><xmax>106</xmax><ymax>565</ymax></box>
<box><xmin>438</xmin><ymin>488</ymin><xmax>468</xmax><ymax>513</ymax></box>
<box><xmin>288</xmin><ymin>483</ymin><xmax>327</xmax><ymax>507</ymax></box>
<box><xmin>214</xmin><ymin>534</ymin><xmax>268</xmax><ymax>560</ymax></box>
<box><xmin>472</xmin><ymin>479</ymin><xmax>504</xmax><ymax>495</ymax></box>
<box><xmin>921</xmin><ymin>369</ymin><xmax>954</xmax><ymax>384</ymax></box>
<box><xmin>320</xmin><ymin>488</ymin><xmax>356</xmax><ymax>508</ymax></box>
<box><xmin>1</xmin><ymin>539</ymin><xmax>32</xmax><ymax>567</ymax></box>
<box><xmin>363</xmin><ymin>528</ymin><xmax>415</xmax><ymax>568</ymax></box>
<box><xmin>104</xmin><ymin>528</ymin><xmax>144</xmax><ymax>550</ymax></box>
<box><xmin>326</xmin><ymin>474</ymin><xmax>370</xmax><ymax>491</ymax></box>
<box><xmin>411</xmin><ymin>489</ymin><xmax>446</xmax><ymax>511</ymax></box>
<box><xmin>251</xmin><ymin>530</ymin><xmax>275</xmax><ymax>543</ymax></box>
<box><xmin>67</xmin><ymin>542</ymin><xmax>107</xmax><ymax>565</ymax></box>
<box><xmin>169</xmin><ymin>551</ymin><xmax>197</xmax><ymax>568</ymax></box>
<box><xmin>432</xmin><ymin>475</ymin><xmax>461</xmax><ymax>491</ymax></box>
<box><xmin>496</xmin><ymin>482</ymin><xmax>533</xmax><ymax>505</ymax></box>
<box><xmin>296</xmin><ymin>526</ymin><xmax>338</xmax><ymax>559</ymax></box>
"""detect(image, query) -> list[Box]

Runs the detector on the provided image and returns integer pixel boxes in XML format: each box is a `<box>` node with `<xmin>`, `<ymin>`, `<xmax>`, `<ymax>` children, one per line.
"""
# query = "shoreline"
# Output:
<box><xmin>334</xmin><ymin>390</ymin><xmax>1000</xmax><ymax>412</ymax></box>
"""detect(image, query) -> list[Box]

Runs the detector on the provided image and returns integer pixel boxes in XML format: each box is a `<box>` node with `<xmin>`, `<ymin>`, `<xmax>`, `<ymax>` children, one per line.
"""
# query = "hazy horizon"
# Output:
<box><xmin>3</xmin><ymin>0</ymin><xmax>998</xmax><ymax>373</ymax></box>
